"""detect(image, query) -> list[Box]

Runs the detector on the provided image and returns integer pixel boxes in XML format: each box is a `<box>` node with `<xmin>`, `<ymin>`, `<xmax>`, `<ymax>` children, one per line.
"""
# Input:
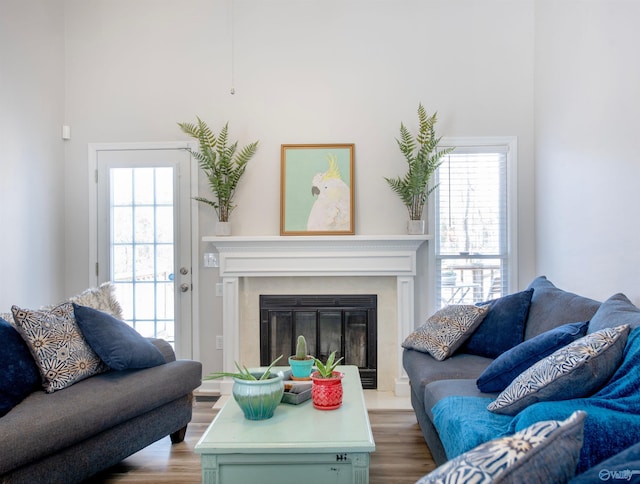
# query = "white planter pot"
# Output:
<box><xmin>215</xmin><ymin>221</ymin><xmax>231</xmax><ymax>236</ymax></box>
<box><xmin>407</xmin><ymin>220</ymin><xmax>425</xmax><ymax>235</ymax></box>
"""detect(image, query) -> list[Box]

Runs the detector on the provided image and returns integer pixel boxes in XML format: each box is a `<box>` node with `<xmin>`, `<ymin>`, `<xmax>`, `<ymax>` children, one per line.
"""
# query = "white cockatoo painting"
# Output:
<box><xmin>307</xmin><ymin>154</ymin><xmax>351</xmax><ymax>231</ymax></box>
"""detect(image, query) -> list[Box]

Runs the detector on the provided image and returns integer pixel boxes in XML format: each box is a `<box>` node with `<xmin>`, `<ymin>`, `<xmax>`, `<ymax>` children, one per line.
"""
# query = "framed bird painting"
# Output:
<box><xmin>280</xmin><ymin>144</ymin><xmax>355</xmax><ymax>235</ymax></box>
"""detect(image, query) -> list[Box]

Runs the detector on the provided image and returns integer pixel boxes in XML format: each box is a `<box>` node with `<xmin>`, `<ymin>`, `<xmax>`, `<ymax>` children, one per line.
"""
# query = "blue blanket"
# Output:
<box><xmin>433</xmin><ymin>327</ymin><xmax>640</xmax><ymax>473</ymax></box>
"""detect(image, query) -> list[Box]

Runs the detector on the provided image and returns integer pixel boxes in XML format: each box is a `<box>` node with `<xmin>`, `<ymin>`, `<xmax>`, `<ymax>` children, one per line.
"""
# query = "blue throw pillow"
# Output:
<box><xmin>73</xmin><ymin>304</ymin><xmax>165</xmax><ymax>371</ymax></box>
<box><xmin>461</xmin><ymin>289</ymin><xmax>533</xmax><ymax>358</ymax></box>
<box><xmin>0</xmin><ymin>317</ymin><xmax>41</xmax><ymax>416</ymax></box>
<box><xmin>477</xmin><ymin>321</ymin><xmax>589</xmax><ymax>393</ymax></box>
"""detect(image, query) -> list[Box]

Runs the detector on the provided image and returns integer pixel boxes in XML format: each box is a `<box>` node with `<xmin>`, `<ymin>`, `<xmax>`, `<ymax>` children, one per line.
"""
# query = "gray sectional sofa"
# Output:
<box><xmin>0</xmin><ymin>338</ymin><xmax>202</xmax><ymax>483</ymax></box>
<box><xmin>1</xmin><ymin>284</ymin><xmax>202</xmax><ymax>483</ymax></box>
<box><xmin>404</xmin><ymin>276</ymin><xmax>640</xmax><ymax>480</ymax></box>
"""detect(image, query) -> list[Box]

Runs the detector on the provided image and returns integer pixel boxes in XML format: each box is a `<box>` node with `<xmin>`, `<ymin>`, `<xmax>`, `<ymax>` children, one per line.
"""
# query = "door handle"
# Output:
<box><xmin>180</xmin><ymin>283</ymin><xmax>190</xmax><ymax>293</ymax></box>
<box><xmin>180</xmin><ymin>267</ymin><xmax>189</xmax><ymax>275</ymax></box>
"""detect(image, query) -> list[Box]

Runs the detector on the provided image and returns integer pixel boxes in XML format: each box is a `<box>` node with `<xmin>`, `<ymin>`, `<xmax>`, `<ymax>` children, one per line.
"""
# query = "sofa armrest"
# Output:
<box><xmin>147</xmin><ymin>338</ymin><xmax>176</xmax><ymax>363</ymax></box>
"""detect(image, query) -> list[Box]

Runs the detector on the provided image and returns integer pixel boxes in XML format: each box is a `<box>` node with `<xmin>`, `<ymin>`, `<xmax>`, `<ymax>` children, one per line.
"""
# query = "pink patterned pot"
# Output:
<box><xmin>311</xmin><ymin>371</ymin><xmax>344</xmax><ymax>410</ymax></box>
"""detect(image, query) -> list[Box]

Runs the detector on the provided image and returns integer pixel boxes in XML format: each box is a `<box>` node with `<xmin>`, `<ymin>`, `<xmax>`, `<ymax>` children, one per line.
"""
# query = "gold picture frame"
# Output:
<box><xmin>280</xmin><ymin>144</ymin><xmax>355</xmax><ymax>236</ymax></box>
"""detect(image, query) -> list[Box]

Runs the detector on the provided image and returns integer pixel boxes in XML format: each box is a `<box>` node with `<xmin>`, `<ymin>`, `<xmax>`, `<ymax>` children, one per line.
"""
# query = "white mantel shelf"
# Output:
<box><xmin>202</xmin><ymin>234</ymin><xmax>431</xmax><ymax>278</ymax></box>
<box><xmin>202</xmin><ymin>234</ymin><xmax>431</xmax><ymax>396</ymax></box>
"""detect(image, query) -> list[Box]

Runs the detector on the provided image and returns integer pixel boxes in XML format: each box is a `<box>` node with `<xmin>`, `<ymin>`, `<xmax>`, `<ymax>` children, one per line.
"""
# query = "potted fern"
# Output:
<box><xmin>385</xmin><ymin>103</ymin><xmax>454</xmax><ymax>234</ymax></box>
<box><xmin>177</xmin><ymin>117</ymin><xmax>259</xmax><ymax>235</ymax></box>
<box><xmin>310</xmin><ymin>351</ymin><xmax>344</xmax><ymax>410</ymax></box>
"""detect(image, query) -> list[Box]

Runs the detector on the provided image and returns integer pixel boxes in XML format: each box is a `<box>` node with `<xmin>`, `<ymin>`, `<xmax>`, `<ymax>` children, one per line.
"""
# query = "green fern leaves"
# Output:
<box><xmin>385</xmin><ymin>104</ymin><xmax>454</xmax><ymax>220</ymax></box>
<box><xmin>178</xmin><ymin>117</ymin><xmax>259</xmax><ymax>222</ymax></box>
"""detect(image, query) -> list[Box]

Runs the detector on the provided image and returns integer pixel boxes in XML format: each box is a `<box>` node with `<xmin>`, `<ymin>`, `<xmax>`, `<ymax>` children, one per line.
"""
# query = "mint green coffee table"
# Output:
<box><xmin>195</xmin><ymin>365</ymin><xmax>375</xmax><ymax>484</ymax></box>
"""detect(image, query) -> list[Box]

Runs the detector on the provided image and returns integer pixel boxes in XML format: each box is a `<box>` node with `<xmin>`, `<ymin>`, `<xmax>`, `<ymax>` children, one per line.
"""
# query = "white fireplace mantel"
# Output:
<box><xmin>202</xmin><ymin>234</ymin><xmax>431</xmax><ymax>395</ymax></box>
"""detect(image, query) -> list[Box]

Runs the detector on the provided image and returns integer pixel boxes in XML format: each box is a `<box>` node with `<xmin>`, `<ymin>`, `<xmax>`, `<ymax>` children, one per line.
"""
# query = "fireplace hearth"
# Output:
<box><xmin>260</xmin><ymin>294</ymin><xmax>377</xmax><ymax>389</ymax></box>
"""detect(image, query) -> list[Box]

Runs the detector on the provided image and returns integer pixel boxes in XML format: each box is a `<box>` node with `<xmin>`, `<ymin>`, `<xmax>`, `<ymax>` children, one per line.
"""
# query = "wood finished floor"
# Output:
<box><xmin>85</xmin><ymin>400</ymin><xmax>436</xmax><ymax>483</ymax></box>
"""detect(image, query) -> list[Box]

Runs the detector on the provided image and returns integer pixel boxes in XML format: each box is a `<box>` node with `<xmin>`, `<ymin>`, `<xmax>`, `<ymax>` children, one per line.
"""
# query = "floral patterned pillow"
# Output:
<box><xmin>488</xmin><ymin>325</ymin><xmax>630</xmax><ymax>415</ymax></box>
<box><xmin>402</xmin><ymin>305</ymin><xmax>490</xmax><ymax>361</ymax></box>
<box><xmin>11</xmin><ymin>302</ymin><xmax>107</xmax><ymax>393</ymax></box>
<box><xmin>417</xmin><ymin>411</ymin><xmax>586</xmax><ymax>484</ymax></box>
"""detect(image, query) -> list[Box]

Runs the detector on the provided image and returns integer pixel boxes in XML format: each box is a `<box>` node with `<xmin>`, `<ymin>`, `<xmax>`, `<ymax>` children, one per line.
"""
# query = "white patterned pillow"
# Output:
<box><xmin>402</xmin><ymin>305</ymin><xmax>490</xmax><ymax>361</ymax></box>
<box><xmin>0</xmin><ymin>312</ymin><xmax>14</xmax><ymax>325</ymax></box>
<box><xmin>68</xmin><ymin>281</ymin><xmax>124</xmax><ymax>320</ymax></box>
<box><xmin>417</xmin><ymin>411</ymin><xmax>586</xmax><ymax>484</ymax></box>
<box><xmin>11</xmin><ymin>303</ymin><xmax>107</xmax><ymax>393</ymax></box>
<box><xmin>488</xmin><ymin>325</ymin><xmax>630</xmax><ymax>415</ymax></box>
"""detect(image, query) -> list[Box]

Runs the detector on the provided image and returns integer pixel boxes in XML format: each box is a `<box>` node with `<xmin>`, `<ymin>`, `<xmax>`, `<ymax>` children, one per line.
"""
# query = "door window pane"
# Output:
<box><xmin>109</xmin><ymin>167</ymin><xmax>176</xmax><ymax>344</ymax></box>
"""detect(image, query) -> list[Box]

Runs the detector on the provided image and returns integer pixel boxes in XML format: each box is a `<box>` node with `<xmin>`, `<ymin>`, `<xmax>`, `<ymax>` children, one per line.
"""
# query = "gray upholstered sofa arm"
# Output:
<box><xmin>148</xmin><ymin>338</ymin><xmax>177</xmax><ymax>363</ymax></box>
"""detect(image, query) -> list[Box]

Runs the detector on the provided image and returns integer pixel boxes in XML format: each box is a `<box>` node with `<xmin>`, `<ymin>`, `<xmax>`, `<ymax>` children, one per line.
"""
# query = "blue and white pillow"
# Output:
<box><xmin>11</xmin><ymin>303</ymin><xmax>107</xmax><ymax>393</ymax></box>
<box><xmin>488</xmin><ymin>325</ymin><xmax>629</xmax><ymax>415</ymax></box>
<box><xmin>417</xmin><ymin>411</ymin><xmax>586</xmax><ymax>483</ymax></box>
<box><xmin>402</xmin><ymin>305</ymin><xmax>490</xmax><ymax>361</ymax></box>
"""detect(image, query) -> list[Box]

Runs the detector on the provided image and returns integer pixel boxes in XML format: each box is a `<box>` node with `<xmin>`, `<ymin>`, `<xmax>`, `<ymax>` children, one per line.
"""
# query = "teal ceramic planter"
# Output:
<box><xmin>232</xmin><ymin>374</ymin><xmax>285</xmax><ymax>420</ymax></box>
<box><xmin>288</xmin><ymin>356</ymin><xmax>314</xmax><ymax>379</ymax></box>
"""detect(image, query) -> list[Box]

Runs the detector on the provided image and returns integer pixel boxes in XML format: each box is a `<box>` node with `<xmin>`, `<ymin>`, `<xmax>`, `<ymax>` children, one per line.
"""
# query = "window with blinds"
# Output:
<box><xmin>435</xmin><ymin>141</ymin><xmax>514</xmax><ymax>308</ymax></box>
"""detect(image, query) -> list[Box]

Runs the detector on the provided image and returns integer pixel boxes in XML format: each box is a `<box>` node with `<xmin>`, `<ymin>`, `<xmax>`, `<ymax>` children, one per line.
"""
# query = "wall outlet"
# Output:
<box><xmin>215</xmin><ymin>283</ymin><xmax>223</xmax><ymax>297</ymax></box>
<box><xmin>203</xmin><ymin>253</ymin><xmax>219</xmax><ymax>268</ymax></box>
<box><xmin>216</xmin><ymin>335</ymin><xmax>224</xmax><ymax>350</ymax></box>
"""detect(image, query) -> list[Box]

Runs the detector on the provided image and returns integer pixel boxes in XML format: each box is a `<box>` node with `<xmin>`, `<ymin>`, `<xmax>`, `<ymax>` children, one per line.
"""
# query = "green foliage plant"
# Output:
<box><xmin>312</xmin><ymin>351</ymin><xmax>344</xmax><ymax>378</ymax></box>
<box><xmin>204</xmin><ymin>355</ymin><xmax>283</xmax><ymax>381</ymax></box>
<box><xmin>177</xmin><ymin>117</ymin><xmax>259</xmax><ymax>222</ymax></box>
<box><xmin>292</xmin><ymin>335</ymin><xmax>309</xmax><ymax>360</ymax></box>
<box><xmin>385</xmin><ymin>103</ymin><xmax>455</xmax><ymax>220</ymax></box>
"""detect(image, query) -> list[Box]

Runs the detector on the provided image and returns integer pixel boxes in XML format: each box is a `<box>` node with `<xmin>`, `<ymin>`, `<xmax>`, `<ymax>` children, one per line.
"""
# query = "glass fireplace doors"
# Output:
<box><xmin>260</xmin><ymin>295</ymin><xmax>377</xmax><ymax>389</ymax></box>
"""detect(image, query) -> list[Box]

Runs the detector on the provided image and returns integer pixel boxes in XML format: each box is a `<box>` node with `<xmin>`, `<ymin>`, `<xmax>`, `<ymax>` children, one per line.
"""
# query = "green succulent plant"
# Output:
<box><xmin>177</xmin><ymin>117</ymin><xmax>259</xmax><ymax>222</ymax></box>
<box><xmin>313</xmin><ymin>351</ymin><xmax>344</xmax><ymax>378</ymax></box>
<box><xmin>385</xmin><ymin>103</ymin><xmax>454</xmax><ymax>220</ymax></box>
<box><xmin>204</xmin><ymin>355</ymin><xmax>283</xmax><ymax>381</ymax></box>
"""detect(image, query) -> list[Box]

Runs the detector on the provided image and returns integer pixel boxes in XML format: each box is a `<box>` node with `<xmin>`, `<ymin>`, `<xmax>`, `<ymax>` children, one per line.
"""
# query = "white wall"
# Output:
<box><xmin>0</xmin><ymin>0</ymin><xmax>66</xmax><ymax>310</ymax></box>
<box><xmin>535</xmin><ymin>0</ymin><xmax>640</xmax><ymax>304</ymax></box>
<box><xmin>62</xmin><ymin>0</ymin><xmax>536</xmax><ymax>373</ymax></box>
<box><xmin>3</xmin><ymin>0</ymin><xmax>637</xmax><ymax>376</ymax></box>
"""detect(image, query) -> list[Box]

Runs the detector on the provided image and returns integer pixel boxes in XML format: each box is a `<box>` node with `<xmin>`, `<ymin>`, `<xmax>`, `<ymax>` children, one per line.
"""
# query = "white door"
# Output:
<box><xmin>94</xmin><ymin>146</ymin><xmax>194</xmax><ymax>358</ymax></box>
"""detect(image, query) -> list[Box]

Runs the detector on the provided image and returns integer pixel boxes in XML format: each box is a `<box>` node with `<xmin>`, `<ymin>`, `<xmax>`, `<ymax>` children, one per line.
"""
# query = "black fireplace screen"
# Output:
<box><xmin>259</xmin><ymin>295</ymin><xmax>377</xmax><ymax>389</ymax></box>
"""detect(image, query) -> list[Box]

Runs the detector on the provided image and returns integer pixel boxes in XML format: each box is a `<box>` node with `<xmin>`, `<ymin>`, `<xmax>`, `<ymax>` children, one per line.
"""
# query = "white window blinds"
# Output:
<box><xmin>435</xmin><ymin>144</ymin><xmax>510</xmax><ymax>308</ymax></box>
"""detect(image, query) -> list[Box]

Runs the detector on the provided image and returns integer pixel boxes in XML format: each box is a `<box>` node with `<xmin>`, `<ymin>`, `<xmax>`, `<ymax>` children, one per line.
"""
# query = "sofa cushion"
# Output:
<box><xmin>73</xmin><ymin>304</ymin><xmax>165</xmax><ymax>371</ymax></box>
<box><xmin>477</xmin><ymin>321</ymin><xmax>589</xmax><ymax>393</ymax></box>
<box><xmin>0</xmin><ymin>318</ymin><xmax>41</xmax><ymax>417</ymax></box>
<box><xmin>402</xmin><ymin>305</ymin><xmax>489</xmax><ymax>361</ymax></box>
<box><xmin>588</xmin><ymin>293</ymin><xmax>640</xmax><ymax>334</ymax></box>
<box><xmin>525</xmin><ymin>276</ymin><xmax>601</xmax><ymax>340</ymax></box>
<box><xmin>418</xmin><ymin>410</ymin><xmax>585</xmax><ymax>484</ymax></box>
<box><xmin>424</xmin><ymin>379</ymin><xmax>495</xmax><ymax>422</ymax></box>
<box><xmin>488</xmin><ymin>325</ymin><xmax>630</xmax><ymax>415</ymax></box>
<box><xmin>462</xmin><ymin>288</ymin><xmax>533</xmax><ymax>358</ymax></box>
<box><xmin>11</xmin><ymin>303</ymin><xmax>106</xmax><ymax>393</ymax></box>
<box><xmin>432</xmin><ymin>395</ymin><xmax>512</xmax><ymax>461</ymax></box>
<box><xmin>403</xmin><ymin>348</ymin><xmax>493</xmax><ymax>421</ymax></box>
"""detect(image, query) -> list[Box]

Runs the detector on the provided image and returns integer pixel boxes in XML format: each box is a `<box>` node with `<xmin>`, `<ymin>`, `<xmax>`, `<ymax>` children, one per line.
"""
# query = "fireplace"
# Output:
<box><xmin>201</xmin><ymin>235</ymin><xmax>430</xmax><ymax>396</ymax></box>
<box><xmin>260</xmin><ymin>294</ymin><xmax>377</xmax><ymax>388</ymax></box>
